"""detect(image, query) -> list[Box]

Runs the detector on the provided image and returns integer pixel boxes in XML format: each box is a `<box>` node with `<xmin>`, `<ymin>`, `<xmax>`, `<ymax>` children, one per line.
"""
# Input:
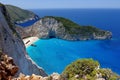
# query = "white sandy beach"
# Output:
<box><xmin>23</xmin><ymin>37</ymin><xmax>39</xmax><ymax>48</ymax></box>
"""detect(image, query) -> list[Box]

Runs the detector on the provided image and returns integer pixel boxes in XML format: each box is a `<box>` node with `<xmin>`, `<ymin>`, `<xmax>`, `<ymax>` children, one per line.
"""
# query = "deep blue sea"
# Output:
<box><xmin>15</xmin><ymin>18</ymin><xmax>39</xmax><ymax>27</ymax></box>
<box><xmin>26</xmin><ymin>9</ymin><xmax>120</xmax><ymax>74</ymax></box>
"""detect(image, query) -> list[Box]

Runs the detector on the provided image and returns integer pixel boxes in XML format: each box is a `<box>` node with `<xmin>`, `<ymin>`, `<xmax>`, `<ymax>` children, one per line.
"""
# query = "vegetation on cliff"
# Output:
<box><xmin>43</xmin><ymin>16</ymin><xmax>108</xmax><ymax>36</ymax></box>
<box><xmin>5</xmin><ymin>5</ymin><xmax>36</xmax><ymax>22</ymax></box>
<box><xmin>61</xmin><ymin>59</ymin><xmax>119</xmax><ymax>80</ymax></box>
<box><xmin>0</xmin><ymin>3</ymin><xmax>19</xmax><ymax>38</ymax></box>
<box><xmin>39</xmin><ymin>16</ymin><xmax>112</xmax><ymax>40</ymax></box>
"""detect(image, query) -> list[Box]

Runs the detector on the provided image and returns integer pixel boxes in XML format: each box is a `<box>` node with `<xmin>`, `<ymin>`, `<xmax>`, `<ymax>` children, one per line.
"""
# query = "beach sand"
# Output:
<box><xmin>23</xmin><ymin>37</ymin><xmax>39</xmax><ymax>48</ymax></box>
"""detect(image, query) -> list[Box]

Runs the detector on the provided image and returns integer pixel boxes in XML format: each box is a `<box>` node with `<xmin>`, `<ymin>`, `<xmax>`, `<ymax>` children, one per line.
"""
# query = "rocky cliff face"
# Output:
<box><xmin>0</xmin><ymin>3</ymin><xmax>47</xmax><ymax>76</ymax></box>
<box><xmin>17</xmin><ymin>17</ymin><xmax>66</xmax><ymax>39</ymax></box>
<box><xmin>18</xmin><ymin>17</ymin><xmax>112</xmax><ymax>41</ymax></box>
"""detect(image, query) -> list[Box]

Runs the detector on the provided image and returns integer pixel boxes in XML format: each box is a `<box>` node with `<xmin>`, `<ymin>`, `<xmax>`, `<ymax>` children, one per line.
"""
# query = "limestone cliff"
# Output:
<box><xmin>18</xmin><ymin>16</ymin><xmax>112</xmax><ymax>40</ymax></box>
<box><xmin>0</xmin><ymin>3</ymin><xmax>47</xmax><ymax>76</ymax></box>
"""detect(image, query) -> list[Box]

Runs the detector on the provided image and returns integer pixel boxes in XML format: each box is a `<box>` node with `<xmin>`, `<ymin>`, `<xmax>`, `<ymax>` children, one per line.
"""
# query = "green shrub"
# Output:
<box><xmin>98</xmin><ymin>69</ymin><xmax>119</xmax><ymax>80</ymax></box>
<box><xmin>62</xmin><ymin>58</ymin><xmax>119</xmax><ymax>80</ymax></box>
<box><xmin>62</xmin><ymin>58</ymin><xmax>99</xmax><ymax>80</ymax></box>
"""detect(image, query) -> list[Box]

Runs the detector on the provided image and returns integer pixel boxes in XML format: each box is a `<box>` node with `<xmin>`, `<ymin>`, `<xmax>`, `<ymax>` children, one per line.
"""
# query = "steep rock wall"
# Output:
<box><xmin>0</xmin><ymin>4</ymin><xmax>47</xmax><ymax>76</ymax></box>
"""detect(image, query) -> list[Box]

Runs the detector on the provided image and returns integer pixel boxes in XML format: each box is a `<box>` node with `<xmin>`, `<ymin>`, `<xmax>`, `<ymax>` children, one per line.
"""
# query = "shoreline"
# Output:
<box><xmin>23</xmin><ymin>37</ymin><xmax>39</xmax><ymax>48</ymax></box>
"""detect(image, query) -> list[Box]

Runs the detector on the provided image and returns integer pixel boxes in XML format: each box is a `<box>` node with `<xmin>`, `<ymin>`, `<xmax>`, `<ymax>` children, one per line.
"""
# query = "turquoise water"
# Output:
<box><xmin>27</xmin><ymin>38</ymin><xmax>120</xmax><ymax>74</ymax></box>
<box><xmin>26</xmin><ymin>9</ymin><xmax>120</xmax><ymax>75</ymax></box>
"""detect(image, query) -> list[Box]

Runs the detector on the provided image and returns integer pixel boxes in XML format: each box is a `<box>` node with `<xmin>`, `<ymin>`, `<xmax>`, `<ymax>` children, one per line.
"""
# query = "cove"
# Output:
<box><xmin>27</xmin><ymin>38</ymin><xmax>120</xmax><ymax>75</ymax></box>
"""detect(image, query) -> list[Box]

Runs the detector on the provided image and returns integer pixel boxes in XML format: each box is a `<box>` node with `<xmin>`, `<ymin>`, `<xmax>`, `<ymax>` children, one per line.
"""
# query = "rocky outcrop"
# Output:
<box><xmin>0</xmin><ymin>3</ymin><xmax>47</xmax><ymax>76</ymax></box>
<box><xmin>18</xmin><ymin>16</ymin><xmax>112</xmax><ymax>40</ymax></box>
<box><xmin>13</xmin><ymin>73</ymin><xmax>61</xmax><ymax>80</ymax></box>
<box><xmin>0</xmin><ymin>53</ymin><xmax>18</xmax><ymax>80</ymax></box>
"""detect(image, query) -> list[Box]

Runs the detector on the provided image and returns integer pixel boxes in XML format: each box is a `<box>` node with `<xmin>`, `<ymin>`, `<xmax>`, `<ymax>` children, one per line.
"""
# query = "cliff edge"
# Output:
<box><xmin>0</xmin><ymin>3</ymin><xmax>47</xmax><ymax>76</ymax></box>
